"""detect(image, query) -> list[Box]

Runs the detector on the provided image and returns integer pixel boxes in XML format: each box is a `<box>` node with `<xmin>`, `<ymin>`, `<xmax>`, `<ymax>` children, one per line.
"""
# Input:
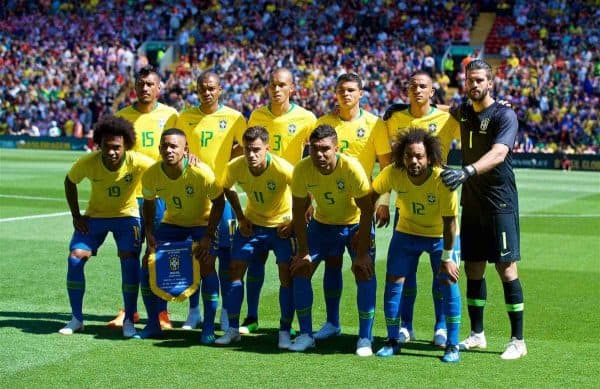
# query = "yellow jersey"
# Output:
<box><xmin>316</xmin><ymin>109</ymin><xmax>391</xmax><ymax>178</ymax></box>
<box><xmin>68</xmin><ymin>151</ymin><xmax>154</xmax><ymax>218</ymax></box>
<box><xmin>372</xmin><ymin>166</ymin><xmax>457</xmax><ymax>238</ymax></box>
<box><xmin>385</xmin><ymin>107</ymin><xmax>459</xmax><ymax>163</ymax></box>
<box><xmin>142</xmin><ymin>160</ymin><xmax>223</xmax><ymax>227</ymax></box>
<box><xmin>222</xmin><ymin>154</ymin><xmax>293</xmax><ymax>227</ymax></box>
<box><xmin>176</xmin><ymin>105</ymin><xmax>246</xmax><ymax>180</ymax></box>
<box><xmin>248</xmin><ymin>104</ymin><xmax>317</xmax><ymax>165</ymax></box>
<box><xmin>115</xmin><ymin>103</ymin><xmax>179</xmax><ymax>161</ymax></box>
<box><xmin>291</xmin><ymin>154</ymin><xmax>371</xmax><ymax>225</ymax></box>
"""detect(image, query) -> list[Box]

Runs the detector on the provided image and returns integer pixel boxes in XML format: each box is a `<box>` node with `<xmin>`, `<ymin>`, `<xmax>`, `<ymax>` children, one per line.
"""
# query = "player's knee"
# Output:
<box><xmin>118</xmin><ymin>251</ymin><xmax>138</xmax><ymax>260</ymax></box>
<box><xmin>228</xmin><ymin>260</ymin><xmax>247</xmax><ymax>281</ymax></box>
<box><xmin>201</xmin><ymin>263</ymin><xmax>216</xmax><ymax>277</ymax></box>
<box><xmin>278</xmin><ymin>264</ymin><xmax>291</xmax><ymax>287</ymax></box>
<box><xmin>495</xmin><ymin>262</ymin><xmax>518</xmax><ymax>281</ymax></box>
<box><xmin>464</xmin><ymin>261</ymin><xmax>486</xmax><ymax>279</ymax></box>
<box><xmin>352</xmin><ymin>266</ymin><xmax>370</xmax><ymax>281</ymax></box>
<box><xmin>70</xmin><ymin>249</ymin><xmax>90</xmax><ymax>260</ymax></box>
<box><xmin>386</xmin><ymin>274</ymin><xmax>404</xmax><ymax>283</ymax></box>
<box><xmin>325</xmin><ymin>256</ymin><xmax>343</xmax><ymax>268</ymax></box>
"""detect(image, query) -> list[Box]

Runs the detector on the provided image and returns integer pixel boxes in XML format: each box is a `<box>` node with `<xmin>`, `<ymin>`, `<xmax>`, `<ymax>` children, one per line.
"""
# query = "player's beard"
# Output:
<box><xmin>469</xmin><ymin>86</ymin><xmax>489</xmax><ymax>102</ymax></box>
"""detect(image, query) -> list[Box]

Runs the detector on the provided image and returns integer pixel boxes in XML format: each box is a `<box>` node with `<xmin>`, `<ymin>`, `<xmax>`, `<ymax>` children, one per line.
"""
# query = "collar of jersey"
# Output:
<box><xmin>133</xmin><ymin>101</ymin><xmax>159</xmax><ymax>113</ymax></box>
<box><xmin>199</xmin><ymin>103</ymin><xmax>223</xmax><ymax>114</ymax></box>
<box><xmin>407</xmin><ymin>106</ymin><xmax>435</xmax><ymax>118</ymax></box>
<box><xmin>160</xmin><ymin>157</ymin><xmax>188</xmax><ymax>179</ymax></box>
<box><xmin>338</xmin><ymin>108</ymin><xmax>363</xmax><ymax>121</ymax></box>
<box><xmin>268</xmin><ymin>102</ymin><xmax>295</xmax><ymax>115</ymax></box>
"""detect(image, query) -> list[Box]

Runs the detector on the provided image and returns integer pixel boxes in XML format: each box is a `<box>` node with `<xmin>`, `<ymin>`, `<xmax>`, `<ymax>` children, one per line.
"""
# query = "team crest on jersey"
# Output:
<box><xmin>169</xmin><ymin>254</ymin><xmax>180</xmax><ymax>272</ymax></box>
<box><xmin>123</xmin><ymin>173</ymin><xmax>133</xmax><ymax>183</ymax></box>
<box><xmin>158</xmin><ymin>119</ymin><xmax>167</xmax><ymax>130</ymax></box>
<box><xmin>288</xmin><ymin>124</ymin><xmax>297</xmax><ymax>135</ymax></box>
<box><xmin>427</xmin><ymin>193</ymin><xmax>436</xmax><ymax>204</ymax></box>
<box><xmin>480</xmin><ymin>118</ymin><xmax>490</xmax><ymax>134</ymax></box>
<box><xmin>266</xmin><ymin>180</ymin><xmax>276</xmax><ymax>191</ymax></box>
<box><xmin>357</xmin><ymin>128</ymin><xmax>366</xmax><ymax>138</ymax></box>
<box><xmin>185</xmin><ymin>185</ymin><xmax>194</xmax><ymax>196</ymax></box>
<box><xmin>428</xmin><ymin>123</ymin><xmax>437</xmax><ymax>133</ymax></box>
<box><xmin>336</xmin><ymin>180</ymin><xmax>345</xmax><ymax>191</ymax></box>
<box><xmin>219</xmin><ymin>120</ymin><xmax>227</xmax><ymax>130</ymax></box>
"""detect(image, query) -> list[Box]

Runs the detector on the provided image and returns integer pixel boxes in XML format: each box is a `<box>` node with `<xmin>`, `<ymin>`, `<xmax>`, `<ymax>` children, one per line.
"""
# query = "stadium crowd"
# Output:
<box><xmin>491</xmin><ymin>0</ymin><xmax>599</xmax><ymax>154</ymax></box>
<box><xmin>1</xmin><ymin>0</ymin><xmax>598</xmax><ymax>154</ymax></box>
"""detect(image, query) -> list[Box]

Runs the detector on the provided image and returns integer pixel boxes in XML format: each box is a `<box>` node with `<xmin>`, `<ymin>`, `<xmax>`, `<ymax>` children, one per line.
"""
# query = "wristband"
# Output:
<box><xmin>376</xmin><ymin>192</ymin><xmax>391</xmax><ymax>207</ymax></box>
<box><xmin>441</xmin><ymin>249</ymin><xmax>453</xmax><ymax>262</ymax></box>
<box><xmin>465</xmin><ymin>164</ymin><xmax>477</xmax><ymax>176</ymax></box>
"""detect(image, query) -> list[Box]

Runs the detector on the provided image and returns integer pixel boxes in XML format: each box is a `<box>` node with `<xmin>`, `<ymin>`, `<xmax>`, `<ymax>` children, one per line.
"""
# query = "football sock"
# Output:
<box><xmin>432</xmin><ymin>277</ymin><xmax>446</xmax><ymax>331</ymax></box>
<box><xmin>466</xmin><ymin>278</ymin><xmax>487</xmax><ymax>333</ymax></box>
<box><xmin>201</xmin><ymin>272</ymin><xmax>219</xmax><ymax>335</ymax></box>
<box><xmin>66</xmin><ymin>256</ymin><xmax>86</xmax><ymax>322</ymax></box>
<box><xmin>356</xmin><ymin>275</ymin><xmax>376</xmax><ymax>340</ymax></box>
<box><xmin>279</xmin><ymin>286</ymin><xmax>293</xmax><ymax>332</ymax></box>
<box><xmin>503</xmin><ymin>279</ymin><xmax>524</xmax><ymax>340</ymax></box>
<box><xmin>140</xmin><ymin>267</ymin><xmax>160</xmax><ymax>329</ymax></box>
<box><xmin>384</xmin><ymin>280</ymin><xmax>403</xmax><ymax>340</ymax></box>
<box><xmin>293</xmin><ymin>276</ymin><xmax>313</xmax><ymax>335</ymax></box>
<box><xmin>227</xmin><ymin>280</ymin><xmax>243</xmax><ymax>329</ymax></box>
<box><xmin>441</xmin><ymin>282</ymin><xmax>461</xmax><ymax>346</ymax></box>
<box><xmin>189</xmin><ymin>290</ymin><xmax>200</xmax><ymax>310</ymax></box>
<box><xmin>120</xmin><ymin>256</ymin><xmax>139</xmax><ymax>321</ymax></box>
<box><xmin>218</xmin><ymin>247</ymin><xmax>231</xmax><ymax>312</ymax></box>
<box><xmin>323</xmin><ymin>265</ymin><xmax>342</xmax><ymax>327</ymax></box>
<box><xmin>245</xmin><ymin>260</ymin><xmax>264</xmax><ymax>319</ymax></box>
<box><xmin>399</xmin><ymin>273</ymin><xmax>416</xmax><ymax>330</ymax></box>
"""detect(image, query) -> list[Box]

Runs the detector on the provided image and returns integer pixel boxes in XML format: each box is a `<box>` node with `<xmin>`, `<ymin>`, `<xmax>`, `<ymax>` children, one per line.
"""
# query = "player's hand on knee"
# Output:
<box><xmin>238</xmin><ymin>217</ymin><xmax>253</xmax><ymax>237</ymax></box>
<box><xmin>352</xmin><ymin>253</ymin><xmax>374</xmax><ymax>280</ymax></box>
<box><xmin>193</xmin><ymin>236</ymin><xmax>213</xmax><ymax>263</ymax></box>
<box><xmin>290</xmin><ymin>254</ymin><xmax>311</xmax><ymax>277</ymax></box>
<box><xmin>439</xmin><ymin>260</ymin><xmax>460</xmax><ymax>284</ymax></box>
<box><xmin>276</xmin><ymin>221</ymin><xmax>293</xmax><ymax>239</ymax></box>
<box><xmin>375</xmin><ymin>204</ymin><xmax>390</xmax><ymax>228</ymax></box>
<box><xmin>73</xmin><ymin>215</ymin><xmax>89</xmax><ymax>233</ymax></box>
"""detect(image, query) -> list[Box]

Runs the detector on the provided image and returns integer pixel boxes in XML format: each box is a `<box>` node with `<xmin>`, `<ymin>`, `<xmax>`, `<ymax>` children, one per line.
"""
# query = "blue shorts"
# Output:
<box><xmin>231</xmin><ymin>225</ymin><xmax>294</xmax><ymax>264</ymax></box>
<box><xmin>155</xmin><ymin>223</ymin><xmax>218</xmax><ymax>256</ymax></box>
<box><xmin>307</xmin><ymin>219</ymin><xmax>375</xmax><ymax>264</ymax></box>
<box><xmin>217</xmin><ymin>200</ymin><xmax>236</xmax><ymax>248</ymax></box>
<box><xmin>69</xmin><ymin>217</ymin><xmax>142</xmax><ymax>255</ymax></box>
<box><xmin>393</xmin><ymin>208</ymin><xmax>461</xmax><ymax>262</ymax></box>
<box><xmin>386</xmin><ymin>231</ymin><xmax>444</xmax><ymax>277</ymax></box>
<box><xmin>137</xmin><ymin>197</ymin><xmax>166</xmax><ymax>233</ymax></box>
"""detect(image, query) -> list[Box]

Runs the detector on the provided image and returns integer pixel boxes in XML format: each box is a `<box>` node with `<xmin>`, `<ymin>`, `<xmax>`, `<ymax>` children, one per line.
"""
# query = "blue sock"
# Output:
<box><xmin>140</xmin><ymin>267</ymin><xmax>160</xmax><ymax>330</ymax></box>
<box><xmin>66</xmin><ymin>256</ymin><xmax>86</xmax><ymax>322</ymax></box>
<box><xmin>384</xmin><ymin>280</ymin><xmax>403</xmax><ymax>340</ymax></box>
<box><xmin>441</xmin><ymin>282</ymin><xmax>461</xmax><ymax>346</ymax></box>
<box><xmin>227</xmin><ymin>280</ymin><xmax>244</xmax><ymax>329</ymax></box>
<box><xmin>279</xmin><ymin>286</ymin><xmax>293</xmax><ymax>331</ymax></box>
<box><xmin>157</xmin><ymin>295</ymin><xmax>168</xmax><ymax>313</ymax></box>
<box><xmin>189</xmin><ymin>289</ymin><xmax>200</xmax><ymax>310</ymax></box>
<box><xmin>120</xmin><ymin>257</ymin><xmax>139</xmax><ymax>321</ymax></box>
<box><xmin>400</xmin><ymin>272</ymin><xmax>416</xmax><ymax>330</ymax></box>
<box><xmin>323</xmin><ymin>266</ymin><xmax>342</xmax><ymax>327</ymax></box>
<box><xmin>356</xmin><ymin>275</ymin><xmax>376</xmax><ymax>340</ymax></box>
<box><xmin>218</xmin><ymin>247</ymin><xmax>231</xmax><ymax>312</ymax></box>
<box><xmin>432</xmin><ymin>277</ymin><xmax>446</xmax><ymax>331</ymax></box>
<box><xmin>245</xmin><ymin>259</ymin><xmax>264</xmax><ymax>319</ymax></box>
<box><xmin>201</xmin><ymin>272</ymin><xmax>219</xmax><ymax>335</ymax></box>
<box><xmin>293</xmin><ymin>276</ymin><xmax>313</xmax><ymax>335</ymax></box>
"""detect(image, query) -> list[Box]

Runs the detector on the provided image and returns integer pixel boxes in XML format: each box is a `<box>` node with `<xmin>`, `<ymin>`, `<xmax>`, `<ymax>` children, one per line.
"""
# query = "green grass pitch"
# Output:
<box><xmin>1</xmin><ymin>149</ymin><xmax>599</xmax><ymax>387</ymax></box>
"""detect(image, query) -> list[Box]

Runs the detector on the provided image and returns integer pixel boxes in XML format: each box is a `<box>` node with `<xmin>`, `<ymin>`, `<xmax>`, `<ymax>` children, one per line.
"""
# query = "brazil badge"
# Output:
<box><xmin>148</xmin><ymin>239</ymin><xmax>200</xmax><ymax>302</ymax></box>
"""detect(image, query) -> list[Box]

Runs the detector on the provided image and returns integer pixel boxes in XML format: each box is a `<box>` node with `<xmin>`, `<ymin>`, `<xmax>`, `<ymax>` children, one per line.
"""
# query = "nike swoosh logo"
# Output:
<box><xmin>460</xmin><ymin>118</ymin><xmax>468</xmax><ymax>122</ymax></box>
<box><xmin>500</xmin><ymin>251</ymin><xmax>511</xmax><ymax>257</ymax></box>
<box><xmin>396</xmin><ymin>191</ymin><xmax>407</xmax><ymax>194</ymax></box>
<box><xmin>156</xmin><ymin>188</ymin><xmax>165</xmax><ymax>192</ymax></box>
<box><xmin>307</xmin><ymin>184</ymin><xmax>318</xmax><ymax>188</ymax></box>
<box><xmin>188</xmin><ymin>122</ymin><xmax>197</xmax><ymax>127</ymax></box>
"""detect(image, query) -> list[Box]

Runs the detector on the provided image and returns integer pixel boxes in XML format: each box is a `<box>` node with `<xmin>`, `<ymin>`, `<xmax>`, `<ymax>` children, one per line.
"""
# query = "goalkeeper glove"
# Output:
<box><xmin>441</xmin><ymin>165</ymin><xmax>476</xmax><ymax>191</ymax></box>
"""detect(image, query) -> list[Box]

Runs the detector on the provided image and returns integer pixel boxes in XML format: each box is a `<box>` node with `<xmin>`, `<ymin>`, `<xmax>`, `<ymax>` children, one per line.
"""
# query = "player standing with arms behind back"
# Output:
<box><xmin>441</xmin><ymin>59</ymin><xmax>526</xmax><ymax>360</ymax></box>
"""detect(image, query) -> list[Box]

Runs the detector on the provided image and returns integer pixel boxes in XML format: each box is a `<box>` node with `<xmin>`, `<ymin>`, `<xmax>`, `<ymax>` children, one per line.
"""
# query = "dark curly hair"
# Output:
<box><xmin>92</xmin><ymin>115</ymin><xmax>136</xmax><ymax>150</ymax></box>
<box><xmin>393</xmin><ymin>127</ymin><xmax>442</xmax><ymax>169</ymax></box>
